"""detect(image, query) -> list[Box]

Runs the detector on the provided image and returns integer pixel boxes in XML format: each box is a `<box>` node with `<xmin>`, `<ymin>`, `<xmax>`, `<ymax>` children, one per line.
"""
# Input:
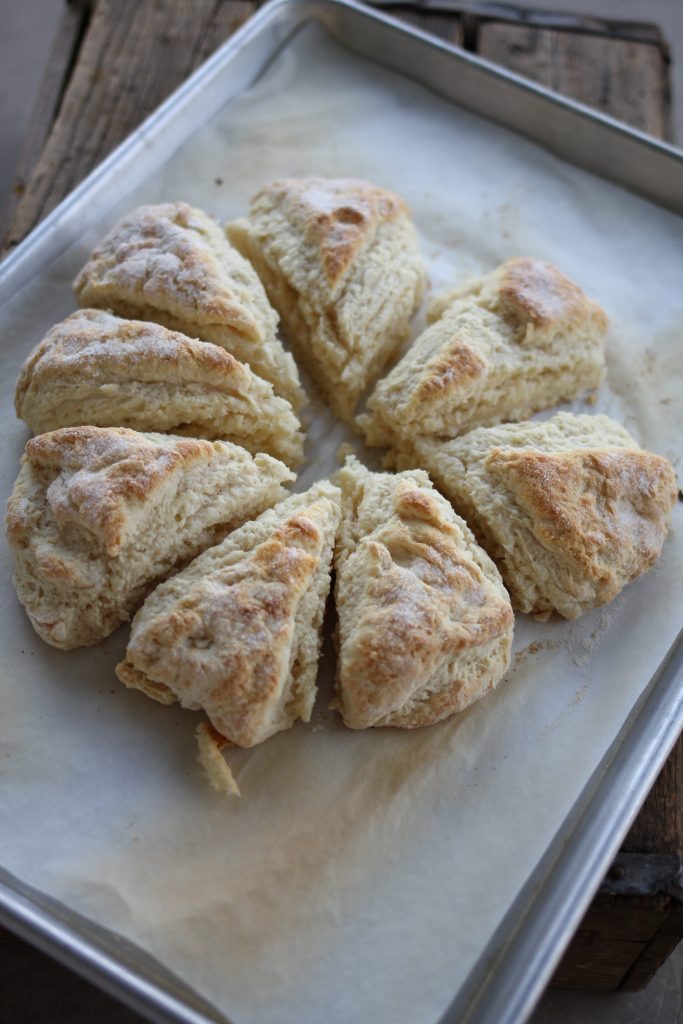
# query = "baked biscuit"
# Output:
<box><xmin>411</xmin><ymin>413</ymin><xmax>677</xmax><ymax>619</ymax></box>
<box><xmin>334</xmin><ymin>456</ymin><xmax>513</xmax><ymax>729</ymax></box>
<box><xmin>228</xmin><ymin>177</ymin><xmax>426</xmax><ymax>421</ymax></box>
<box><xmin>15</xmin><ymin>309</ymin><xmax>304</xmax><ymax>467</ymax></box>
<box><xmin>359</xmin><ymin>258</ymin><xmax>607</xmax><ymax>449</ymax></box>
<box><xmin>73</xmin><ymin>202</ymin><xmax>304</xmax><ymax>408</ymax></box>
<box><xmin>116</xmin><ymin>482</ymin><xmax>341</xmax><ymax>792</ymax></box>
<box><xmin>6</xmin><ymin>427</ymin><xmax>294</xmax><ymax>649</ymax></box>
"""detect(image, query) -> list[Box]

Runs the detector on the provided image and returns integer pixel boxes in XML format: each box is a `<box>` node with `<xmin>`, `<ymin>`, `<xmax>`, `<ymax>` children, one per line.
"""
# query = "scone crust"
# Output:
<box><xmin>13</xmin><ymin>427</ymin><xmax>210</xmax><ymax>556</ymax></box>
<box><xmin>248</xmin><ymin>177</ymin><xmax>410</xmax><ymax>289</ymax></box>
<box><xmin>228</xmin><ymin>177</ymin><xmax>426</xmax><ymax>421</ymax></box>
<box><xmin>6</xmin><ymin>426</ymin><xmax>294</xmax><ymax>648</ymax></box>
<box><xmin>116</xmin><ymin>483</ymin><xmax>341</xmax><ymax>747</ymax></box>
<box><xmin>334</xmin><ymin>456</ymin><xmax>513</xmax><ymax>729</ymax></box>
<box><xmin>15</xmin><ymin>309</ymin><xmax>304</xmax><ymax>466</ymax></box>
<box><xmin>74</xmin><ymin>202</ymin><xmax>273</xmax><ymax>338</ymax></box>
<box><xmin>480</xmin><ymin>257</ymin><xmax>604</xmax><ymax>328</ymax></box>
<box><xmin>360</xmin><ymin>257</ymin><xmax>607</xmax><ymax>447</ymax></box>
<box><xmin>73</xmin><ymin>202</ymin><xmax>304</xmax><ymax>407</ymax></box>
<box><xmin>415</xmin><ymin>413</ymin><xmax>677</xmax><ymax>619</ymax></box>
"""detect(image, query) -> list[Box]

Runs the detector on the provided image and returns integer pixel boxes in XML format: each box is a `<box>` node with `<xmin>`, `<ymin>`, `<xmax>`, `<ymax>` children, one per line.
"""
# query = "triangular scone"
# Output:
<box><xmin>116</xmin><ymin>482</ymin><xmax>341</xmax><ymax>765</ymax></box>
<box><xmin>359</xmin><ymin>258</ymin><xmax>607</xmax><ymax>450</ymax></box>
<box><xmin>412</xmin><ymin>413</ymin><xmax>677</xmax><ymax>620</ymax></box>
<box><xmin>228</xmin><ymin>177</ymin><xmax>426</xmax><ymax>422</ymax></box>
<box><xmin>73</xmin><ymin>202</ymin><xmax>304</xmax><ymax>408</ymax></box>
<box><xmin>334</xmin><ymin>456</ymin><xmax>513</xmax><ymax>729</ymax></box>
<box><xmin>15</xmin><ymin>310</ymin><xmax>305</xmax><ymax>467</ymax></box>
<box><xmin>5</xmin><ymin>427</ymin><xmax>294</xmax><ymax>649</ymax></box>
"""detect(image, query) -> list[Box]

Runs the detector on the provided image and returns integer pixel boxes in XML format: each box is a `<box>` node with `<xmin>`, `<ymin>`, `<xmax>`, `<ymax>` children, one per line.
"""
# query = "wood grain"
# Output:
<box><xmin>0</xmin><ymin>0</ymin><xmax>90</xmax><ymax>248</ymax></box>
<box><xmin>619</xmin><ymin>901</ymin><xmax>683</xmax><ymax>991</ymax></box>
<box><xmin>623</xmin><ymin>738</ymin><xmax>683</xmax><ymax>859</ymax></box>
<box><xmin>477</xmin><ymin>23</ymin><xmax>670</xmax><ymax>137</ymax></box>
<box><xmin>382</xmin><ymin>7</ymin><xmax>463</xmax><ymax>45</ymax></box>
<box><xmin>552</xmin><ymin>894</ymin><xmax>676</xmax><ymax>989</ymax></box>
<box><xmin>3</xmin><ymin>0</ymin><xmax>255</xmax><ymax>252</ymax></box>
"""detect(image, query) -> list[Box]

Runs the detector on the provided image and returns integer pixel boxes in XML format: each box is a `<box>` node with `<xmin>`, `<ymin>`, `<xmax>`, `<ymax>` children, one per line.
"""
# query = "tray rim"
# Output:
<box><xmin>1</xmin><ymin>2</ymin><xmax>682</xmax><ymax>1023</ymax></box>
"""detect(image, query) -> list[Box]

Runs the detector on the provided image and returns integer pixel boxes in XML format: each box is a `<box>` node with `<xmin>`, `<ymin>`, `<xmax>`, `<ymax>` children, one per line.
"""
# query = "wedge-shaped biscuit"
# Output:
<box><xmin>73</xmin><ymin>202</ymin><xmax>304</xmax><ymax>408</ymax></box>
<box><xmin>6</xmin><ymin>427</ymin><xmax>294</xmax><ymax>649</ymax></box>
<box><xmin>228</xmin><ymin>177</ymin><xmax>426</xmax><ymax>421</ymax></box>
<box><xmin>359</xmin><ymin>258</ymin><xmax>607</xmax><ymax>449</ymax></box>
<box><xmin>334</xmin><ymin>456</ymin><xmax>513</xmax><ymax>729</ymax></box>
<box><xmin>15</xmin><ymin>309</ymin><xmax>304</xmax><ymax>467</ymax></box>
<box><xmin>412</xmin><ymin>413</ymin><xmax>677</xmax><ymax>619</ymax></box>
<box><xmin>116</xmin><ymin>482</ymin><xmax>341</xmax><ymax>789</ymax></box>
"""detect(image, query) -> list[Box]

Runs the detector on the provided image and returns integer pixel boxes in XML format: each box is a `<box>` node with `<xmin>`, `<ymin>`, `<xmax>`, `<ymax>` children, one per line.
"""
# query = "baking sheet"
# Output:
<box><xmin>1</xmin><ymin>19</ymin><xmax>682</xmax><ymax>1024</ymax></box>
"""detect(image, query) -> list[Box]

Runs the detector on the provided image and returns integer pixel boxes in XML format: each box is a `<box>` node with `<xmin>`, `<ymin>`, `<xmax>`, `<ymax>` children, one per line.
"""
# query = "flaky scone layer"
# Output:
<box><xmin>73</xmin><ymin>201</ymin><xmax>304</xmax><ymax>408</ymax></box>
<box><xmin>15</xmin><ymin>309</ymin><xmax>304</xmax><ymax>466</ymax></box>
<box><xmin>117</xmin><ymin>482</ymin><xmax>341</xmax><ymax>749</ymax></box>
<box><xmin>359</xmin><ymin>258</ymin><xmax>607</xmax><ymax>449</ymax></box>
<box><xmin>5</xmin><ymin>426</ymin><xmax>293</xmax><ymax>648</ymax></box>
<box><xmin>334</xmin><ymin>455</ymin><xmax>513</xmax><ymax>728</ymax></box>
<box><xmin>228</xmin><ymin>177</ymin><xmax>426</xmax><ymax>422</ymax></box>
<box><xmin>412</xmin><ymin>413</ymin><xmax>677</xmax><ymax>619</ymax></box>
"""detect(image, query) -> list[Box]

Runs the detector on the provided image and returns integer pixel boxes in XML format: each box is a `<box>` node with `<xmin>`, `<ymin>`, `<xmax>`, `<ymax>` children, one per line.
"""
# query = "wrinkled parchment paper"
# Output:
<box><xmin>1</xmin><ymin>23</ymin><xmax>682</xmax><ymax>1024</ymax></box>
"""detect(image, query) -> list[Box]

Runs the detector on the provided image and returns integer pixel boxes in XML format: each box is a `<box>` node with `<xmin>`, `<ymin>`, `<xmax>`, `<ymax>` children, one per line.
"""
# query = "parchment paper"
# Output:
<box><xmin>1</xmin><ymin>23</ymin><xmax>682</xmax><ymax>1024</ymax></box>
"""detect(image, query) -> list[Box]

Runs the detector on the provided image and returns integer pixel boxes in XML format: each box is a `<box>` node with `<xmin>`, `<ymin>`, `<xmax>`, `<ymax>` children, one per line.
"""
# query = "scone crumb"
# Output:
<box><xmin>336</xmin><ymin>442</ymin><xmax>357</xmax><ymax>464</ymax></box>
<box><xmin>196</xmin><ymin>722</ymin><xmax>240</xmax><ymax>796</ymax></box>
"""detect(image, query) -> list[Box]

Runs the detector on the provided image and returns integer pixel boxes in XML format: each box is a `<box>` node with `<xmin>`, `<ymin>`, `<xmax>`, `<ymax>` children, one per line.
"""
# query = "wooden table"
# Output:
<box><xmin>1</xmin><ymin>0</ymin><xmax>681</xmax><ymax>1018</ymax></box>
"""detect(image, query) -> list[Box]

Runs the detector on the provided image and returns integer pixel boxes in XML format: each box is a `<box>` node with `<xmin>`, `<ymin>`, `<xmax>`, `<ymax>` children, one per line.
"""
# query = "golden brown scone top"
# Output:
<box><xmin>360</xmin><ymin>257</ymin><xmax>607</xmax><ymax>448</ymax></box>
<box><xmin>431</xmin><ymin>257</ymin><xmax>607</xmax><ymax>332</ymax></box>
<box><xmin>423</xmin><ymin>257</ymin><xmax>608</xmax><ymax>399</ymax></box>
<box><xmin>494</xmin><ymin>257</ymin><xmax>607</xmax><ymax>330</ymax></box>
<box><xmin>116</xmin><ymin>482</ymin><xmax>341</xmax><ymax>750</ymax></box>
<box><xmin>486</xmin><ymin>445</ymin><xmax>678</xmax><ymax>603</ymax></box>
<box><xmin>415</xmin><ymin>340</ymin><xmax>488</xmax><ymax>404</ymax></box>
<box><xmin>73</xmin><ymin>201</ymin><xmax>276</xmax><ymax>341</ymax></box>
<box><xmin>335</xmin><ymin>459</ymin><xmax>513</xmax><ymax>730</ymax></box>
<box><xmin>247</xmin><ymin>177</ymin><xmax>409</xmax><ymax>288</ymax></box>
<box><xmin>16</xmin><ymin>309</ymin><xmax>248</xmax><ymax>411</ymax></box>
<box><xmin>121</xmin><ymin>514</ymin><xmax>322</xmax><ymax>746</ymax></box>
<box><xmin>342</xmin><ymin>482</ymin><xmax>512</xmax><ymax>727</ymax></box>
<box><xmin>8</xmin><ymin>427</ymin><xmax>232</xmax><ymax>558</ymax></box>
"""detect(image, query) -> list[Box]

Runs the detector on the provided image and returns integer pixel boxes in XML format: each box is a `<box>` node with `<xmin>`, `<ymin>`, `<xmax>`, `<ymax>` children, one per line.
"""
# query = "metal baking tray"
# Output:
<box><xmin>1</xmin><ymin>2</ymin><xmax>682</xmax><ymax>1022</ymax></box>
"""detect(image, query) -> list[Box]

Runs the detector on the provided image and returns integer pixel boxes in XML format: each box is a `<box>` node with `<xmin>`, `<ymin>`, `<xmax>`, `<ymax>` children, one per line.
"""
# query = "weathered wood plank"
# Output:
<box><xmin>623</xmin><ymin>740</ymin><xmax>683</xmax><ymax>859</ymax></box>
<box><xmin>3</xmin><ymin>0</ymin><xmax>255</xmax><ymax>252</ymax></box>
<box><xmin>619</xmin><ymin>900</ymin><xmax>683</xmax><ymax>991</ymax></box>
<box><xmin>572</xmin><ymin>896</ymin><xmax>671</xmax><ymax>944</ymax></box>
<box><xmin>552</xmin><ymin>938</ymin><xmax>649</xmax><ymax>990</ymax></box>
<box><xmin>0</xmin><ymin>0</ymin><xmax>90</xmax><ymax>248</ymax></box>
<box><xmin>477</xmin><ymin>23</ymin><xmax>669</xmax><ymax>138</ymax></box>
<box><xmin>551</xmin><ymin>894</ymin><xmax>675</xmax><ymax>989</ymax></box>
<box><xmin>382</xmin><ymin>7</ymin><xmax>463</xmax><ymax>46</ymax></box>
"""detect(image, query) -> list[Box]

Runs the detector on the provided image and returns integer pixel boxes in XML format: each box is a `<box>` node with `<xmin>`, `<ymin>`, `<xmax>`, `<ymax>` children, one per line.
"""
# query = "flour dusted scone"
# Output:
<box><xmin>413</xmin><ymin>413</ymin><xmax>677</xmax><ymax>620</ymax></box>
<box><xmin>73</xmin><ymin>202</ymin><xmax>304</xmax><ymax>408</ymax></box>
<box><xmin>15</xmin><ymin>310</ymin><xmax>304</xmax><ymax>467</ymax></box>
<box><xmin>116</xmin><ymin>482</ymin><xmax>341</xmax><ymax>792</ymax></box>
<box><xmin>359</xmin><ymin>258</ymin><xmax>607</xmax><ymax>449</ymax></box>
<box><xmin>6</xmin><ymin>427</ymin><xmax>294</xmax><ymax>649</ymax></box>
<box><xmin>333</xmin><ymin>456</ymin><xmax>513</xmax><ymax>729</ymax></box>
<box><xmin>228</xmin><ymin>177</ymin><xmax>426</xmax><ymax>422</ymax></box>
